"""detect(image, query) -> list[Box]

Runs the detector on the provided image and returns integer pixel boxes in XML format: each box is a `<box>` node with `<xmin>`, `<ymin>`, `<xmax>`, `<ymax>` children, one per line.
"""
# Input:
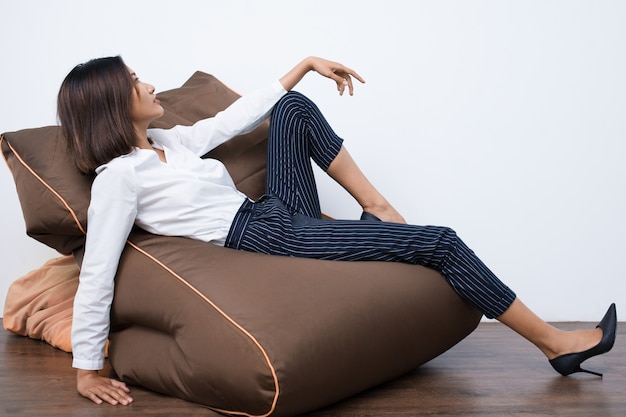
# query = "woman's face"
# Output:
<box><xmin>128</xmin><ymin>67</ymin><xmax>164</xmax><ymax>128</ymax></box>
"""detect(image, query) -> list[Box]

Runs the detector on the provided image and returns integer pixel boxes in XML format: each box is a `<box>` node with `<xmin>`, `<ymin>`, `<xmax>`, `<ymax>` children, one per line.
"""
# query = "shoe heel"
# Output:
<box><xmin>578</xmin><ymin>367</ymin><xmax>603</xmax><ymax>377</ymax></box>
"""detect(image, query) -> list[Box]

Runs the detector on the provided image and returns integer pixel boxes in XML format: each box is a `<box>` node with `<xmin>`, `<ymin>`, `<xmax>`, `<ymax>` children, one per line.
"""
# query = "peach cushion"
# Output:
<box><xmin>3</xmin><ymin>256</ymin><xmax>77</xmax><ymax>352</ymax></box>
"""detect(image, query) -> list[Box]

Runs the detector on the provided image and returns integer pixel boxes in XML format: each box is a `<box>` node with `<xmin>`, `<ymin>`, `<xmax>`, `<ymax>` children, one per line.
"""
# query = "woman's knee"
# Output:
<box><xmin>431</xmin><ymin>226</ymin><xmax>459</xmax><ymax>260</ymax></box>
<box><xmin>432</xmin><ymin>226</ymin><xmax>457</xmax><ymax>243</ymax></box>
<box><xmin>273</xmin><ymin>91</ymin><xmax>315</xmax><ymax>115</ymax></box>
<box><xmin>279</xmin><ymin>90</ymin><xmax>311</xmax><ymax>104</ymax></box>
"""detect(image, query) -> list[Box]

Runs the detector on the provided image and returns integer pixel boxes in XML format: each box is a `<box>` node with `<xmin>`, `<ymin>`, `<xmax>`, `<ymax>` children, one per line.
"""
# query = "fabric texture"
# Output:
<box><xmin>3</xmin><ymin>255</ymin><xmax>78</xmax><ymax>352</ymax></box>
<box><xmin>2</xmin><ymin>71</ymin><xmax>483</xmax><ymax>417</ymax></box>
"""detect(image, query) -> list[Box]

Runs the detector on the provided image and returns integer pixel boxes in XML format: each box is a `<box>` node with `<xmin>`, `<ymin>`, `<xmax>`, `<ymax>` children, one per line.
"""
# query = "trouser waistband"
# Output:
<box><xmin>225</xmin><ymin>198</ymin><xmax>256</xmax><ymax>250</ymax></box>
<box><xmin>225</xmin><ymin>196</ymin><xmax>278</xmax><ymax>249</ymax></box>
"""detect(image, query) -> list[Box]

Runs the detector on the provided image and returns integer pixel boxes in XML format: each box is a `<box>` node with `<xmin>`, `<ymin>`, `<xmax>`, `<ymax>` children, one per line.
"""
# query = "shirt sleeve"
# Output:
<box><xmin>71</xmin><ymin>161</ymin><xmax>138</xmax><ymax>370</ymax></box>
<box><xmin>148</xmin><ymin>80</ymin><xmax>287</xmax><ymax>156</ymax></box>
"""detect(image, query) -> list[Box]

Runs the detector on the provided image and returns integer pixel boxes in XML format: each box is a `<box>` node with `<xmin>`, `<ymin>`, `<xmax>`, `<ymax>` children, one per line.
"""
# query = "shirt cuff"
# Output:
<box><xmin>272</xmin><ymin>79</ymin><xmax>288</xmax><ymax>95</ymax></box>
<box><xmin>73</xmin><ymin>356</ymin><xmax>105</xmax><ymax>371</ymax></box>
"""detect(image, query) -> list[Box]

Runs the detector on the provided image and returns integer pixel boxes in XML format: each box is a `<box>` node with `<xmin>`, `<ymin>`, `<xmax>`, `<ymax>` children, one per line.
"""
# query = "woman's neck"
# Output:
<box><xmin>134</xmin><ymin>124</ymin><xmax>152</xmax><ymax>149</ymax></box>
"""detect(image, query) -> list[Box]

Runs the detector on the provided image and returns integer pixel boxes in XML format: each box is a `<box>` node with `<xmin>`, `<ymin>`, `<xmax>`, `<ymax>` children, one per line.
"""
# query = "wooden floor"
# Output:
<box><xmin>1</xmin><ymin>320</ymin><xmax>624</xmax><ymax>416</ymax></box>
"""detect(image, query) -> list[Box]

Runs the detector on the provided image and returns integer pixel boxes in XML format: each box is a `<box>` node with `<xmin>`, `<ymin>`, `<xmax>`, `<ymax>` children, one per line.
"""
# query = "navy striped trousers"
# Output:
<box><xmin>225</xmin><ymin>91</ymin><xmax>516</xmax><ymax>319</ymax></box>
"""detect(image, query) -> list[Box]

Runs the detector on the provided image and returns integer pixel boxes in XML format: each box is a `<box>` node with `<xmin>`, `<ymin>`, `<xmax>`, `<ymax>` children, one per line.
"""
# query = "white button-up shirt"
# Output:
<box><xmin>72</xmin><ymin>81</ymin><xmax>287</xmax><ymax>370</ymax></box>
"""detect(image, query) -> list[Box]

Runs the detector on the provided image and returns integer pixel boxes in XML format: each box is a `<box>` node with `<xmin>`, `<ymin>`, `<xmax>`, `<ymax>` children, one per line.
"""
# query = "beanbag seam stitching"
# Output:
<box><xmin>3</xmin><ymin>137</ymin><xmax>87</xmax><ymax>234</ymax></box>
<box><xmin>126</xmin><ymin>240</ymin><xmax>280</xmax><ymax>417</ymax></box>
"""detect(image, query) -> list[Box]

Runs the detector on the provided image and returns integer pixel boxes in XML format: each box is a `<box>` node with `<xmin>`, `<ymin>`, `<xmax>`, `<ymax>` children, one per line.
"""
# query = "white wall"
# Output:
<box><xmin>1</xmin><ymin>0</ymin><xmax>624</xmax><ymax>321</ymax></box>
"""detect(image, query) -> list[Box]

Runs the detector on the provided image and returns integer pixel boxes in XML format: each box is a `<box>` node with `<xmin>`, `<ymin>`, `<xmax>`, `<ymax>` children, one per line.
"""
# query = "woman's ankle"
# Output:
<box><xmin>544</xmin><ymin>328</ymin><xmax>603</xmax><ymax>360</ymax></box>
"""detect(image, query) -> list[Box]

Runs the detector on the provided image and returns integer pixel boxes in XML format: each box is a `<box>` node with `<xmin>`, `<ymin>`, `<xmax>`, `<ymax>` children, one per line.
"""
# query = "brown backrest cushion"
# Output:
<box><xmin>2</xmin><ymin>126</ymin><xmax>91</xmax><ymax>254</ymax></box>
<box><xmin>1</xmin><ymin>71</ymin><xmax>268</xmax><ymax>255</ymax></box>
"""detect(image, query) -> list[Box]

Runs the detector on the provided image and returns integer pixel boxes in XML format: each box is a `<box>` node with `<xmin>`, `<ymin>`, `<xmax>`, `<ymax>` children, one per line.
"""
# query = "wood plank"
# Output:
<box><xmin>1</xmin><ymin>321</ymin><xmax>624</xmax><ymax>416</ymax></box>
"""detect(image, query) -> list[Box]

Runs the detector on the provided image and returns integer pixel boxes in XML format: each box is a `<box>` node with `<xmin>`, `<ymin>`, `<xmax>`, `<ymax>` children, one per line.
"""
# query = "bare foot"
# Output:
<box><xmin>546</xmin><ymin>327</ymin><xmax>603</xmax><ymax>360</ymax></box>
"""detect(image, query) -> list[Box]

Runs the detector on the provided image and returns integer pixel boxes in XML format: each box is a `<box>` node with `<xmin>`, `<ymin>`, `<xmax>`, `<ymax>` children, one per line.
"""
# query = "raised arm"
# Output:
<box><xmin>149</xmin><ymin>57</ymin><xmax>365</xmax><ymax>157</ymax></box>
<box><xmin>279</xmin><ymin>56</ymin><xmax>366</xmax><ymax>95</ymax></box>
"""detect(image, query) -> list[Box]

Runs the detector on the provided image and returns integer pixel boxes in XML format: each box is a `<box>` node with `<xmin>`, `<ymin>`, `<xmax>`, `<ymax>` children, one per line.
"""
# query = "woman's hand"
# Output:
<box><xmin>308</xmin><ymin>56</ymin><xmax>365</xmax><ymax>96</ymax></box>
<box><xmin>280</xmin><ymin>56</ymin><xmax>365</xmax><ymax>95</ymax></box>
<box><xmin>77</xmin><ymin>369</ymin><xmax>133</xmax><ymax>406</ymax></box>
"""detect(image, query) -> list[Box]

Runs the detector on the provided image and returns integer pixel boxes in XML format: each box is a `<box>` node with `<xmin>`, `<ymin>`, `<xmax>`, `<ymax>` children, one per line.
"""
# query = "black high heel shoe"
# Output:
<box><xmin>549</xmin><ymin>303</ymin><xmax>617</xmax><ymax>377</ymax></box>
<box><xmin>360</xmin><ymin>211</ymin><xmax>382</xmax><ymax>221</ymax></box>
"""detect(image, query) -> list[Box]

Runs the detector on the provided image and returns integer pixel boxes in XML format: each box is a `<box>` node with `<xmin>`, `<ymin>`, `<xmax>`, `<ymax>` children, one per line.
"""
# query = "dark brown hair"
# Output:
<box><xmin>57</xmin><ymin>56</ymin><xmax>138</xmax><ymax>174</ymax></box>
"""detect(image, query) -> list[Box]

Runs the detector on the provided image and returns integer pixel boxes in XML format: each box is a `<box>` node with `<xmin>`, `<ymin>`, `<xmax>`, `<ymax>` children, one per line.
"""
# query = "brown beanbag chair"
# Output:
<box><xmin>2</xmin><ymin>71</ymin><xmax>482</xmax><ymax>416</ymax></box>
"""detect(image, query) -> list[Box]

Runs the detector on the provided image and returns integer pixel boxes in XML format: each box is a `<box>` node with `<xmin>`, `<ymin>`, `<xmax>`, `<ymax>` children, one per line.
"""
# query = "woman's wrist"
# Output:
<box><xmin>77</xmin><ymin>369</ymin><xmax>99</xmax><ymax>378</ymax></box>
<box><xmin>279</xmin><ymin>57</ymin><xmax>314</xmax><ymax>91</ymax></box>
<box><xmin>301</xmin><ymin>56</ymin><xmax>315</xmax><ymax>72</ymax></box>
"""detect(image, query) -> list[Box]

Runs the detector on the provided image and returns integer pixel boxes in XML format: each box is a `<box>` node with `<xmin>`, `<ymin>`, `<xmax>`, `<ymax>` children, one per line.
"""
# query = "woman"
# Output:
<box><xmin>57</xmin><ymin>55</ymin><xmax>616</xmax><ymax>406</ymax></box>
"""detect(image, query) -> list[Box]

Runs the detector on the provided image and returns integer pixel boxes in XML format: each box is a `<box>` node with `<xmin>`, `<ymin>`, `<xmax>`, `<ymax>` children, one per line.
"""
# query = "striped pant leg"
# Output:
<box><xmin>230</xmin><ymin>92</ymin><xmax>517</xmax><ymax>318</ymax></box>
<box><xmin>236</xmin><ymin>205</ymin><xmax>516</xmax><ymax>319</ymax></box>
<box><xmin>265</xmin><ymin>91</ymin><xmax>344</xmax><ymax>219</ymax></box>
